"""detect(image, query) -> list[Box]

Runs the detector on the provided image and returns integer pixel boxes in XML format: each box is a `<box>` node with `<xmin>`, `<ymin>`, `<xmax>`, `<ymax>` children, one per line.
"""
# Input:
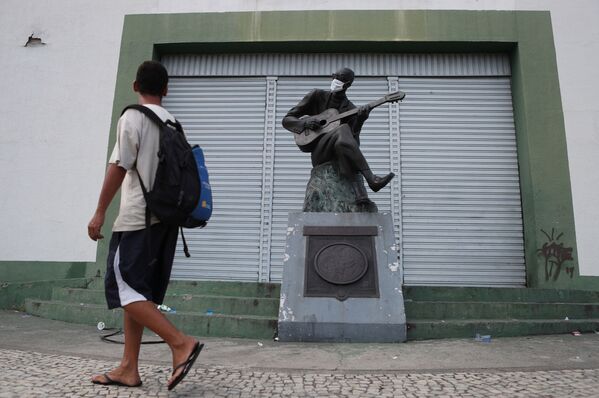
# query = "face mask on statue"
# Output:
<box><xmin>330</xmin><ymin>79</ymin><xmax>345</xmax><ymax>92</ymax></box>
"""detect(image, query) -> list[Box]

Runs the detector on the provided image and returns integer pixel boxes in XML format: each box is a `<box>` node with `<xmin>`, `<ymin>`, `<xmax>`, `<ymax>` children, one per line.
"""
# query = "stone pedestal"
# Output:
<box><xmin>303</xmin><ymin>162</ymin><xmax>377</xmax><ymax>213</ymax></box>
<box><xmin>277</xmin><ymin>212</ymin><xmax>406</xmax><ymax>343</ymax></box>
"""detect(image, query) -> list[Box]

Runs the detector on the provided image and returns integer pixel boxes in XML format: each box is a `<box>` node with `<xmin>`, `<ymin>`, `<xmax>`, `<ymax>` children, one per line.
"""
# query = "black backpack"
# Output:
<box><xmin>121</xmin><ymin>104</ymin><xmax>206</xmax><ymax>257</ymax></box>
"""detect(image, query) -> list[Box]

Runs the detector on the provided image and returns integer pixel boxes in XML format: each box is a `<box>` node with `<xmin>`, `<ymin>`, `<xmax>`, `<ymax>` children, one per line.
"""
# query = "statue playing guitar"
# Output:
<box><xmin>282</xmin><ymin>67</ymin><xmax>405</xmax><ymax>206</ymax></box>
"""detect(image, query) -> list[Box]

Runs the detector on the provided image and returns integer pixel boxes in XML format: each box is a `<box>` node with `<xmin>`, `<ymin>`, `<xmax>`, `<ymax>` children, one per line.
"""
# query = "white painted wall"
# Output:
<box><xmin>0</xmin><ymin>1</ymin><xmax>597</xmax><ymax>276</ymax></box>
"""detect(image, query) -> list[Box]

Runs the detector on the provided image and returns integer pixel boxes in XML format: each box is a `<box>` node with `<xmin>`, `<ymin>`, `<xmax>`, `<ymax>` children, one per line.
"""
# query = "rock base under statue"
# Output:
<box><xmin>303</xmin><ymin>162</ymin><xmax>377</xmax><ymax>213</ymax></box>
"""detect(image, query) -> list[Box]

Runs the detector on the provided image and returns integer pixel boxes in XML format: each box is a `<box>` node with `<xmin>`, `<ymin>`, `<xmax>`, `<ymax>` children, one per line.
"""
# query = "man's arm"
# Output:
<box><xmin>87</xmin><ymin>164</ymin><xmax>127</xmax><ymax>241</ymax></box>
<box><xmin>340</xmin><ymin>100</ymin><xmax>370</xmax><ymax>143</ymax></box>
<box><xmin>282</xmin><ymin>90</ymin><xmax>321</xmax><ymax>133</ymax></box>
<box><xmin>351</xmin><ymin>105</ymin><xmax>370</xmax><ymax>137</ymax></box>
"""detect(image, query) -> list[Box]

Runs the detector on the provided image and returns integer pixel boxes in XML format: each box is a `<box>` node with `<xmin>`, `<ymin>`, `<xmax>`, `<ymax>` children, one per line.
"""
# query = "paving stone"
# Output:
<box><xmin>1</xmin><ymin>348</ymin><xmax>599</xmax><ymax>397</ymax></box>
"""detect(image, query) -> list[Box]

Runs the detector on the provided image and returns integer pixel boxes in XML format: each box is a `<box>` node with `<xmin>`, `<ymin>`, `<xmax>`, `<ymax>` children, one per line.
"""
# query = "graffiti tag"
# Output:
<box><xmin>537</xmin><ymin>228</ymin><xmax>574</xmax><ymax>281</ymax></box>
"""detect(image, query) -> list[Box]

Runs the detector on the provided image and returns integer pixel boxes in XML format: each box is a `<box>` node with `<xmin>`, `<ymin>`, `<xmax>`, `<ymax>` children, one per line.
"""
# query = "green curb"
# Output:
<box><xmin>25</xmin><ymin>299</ymin><xmax>277</xmax><ymax>340</ymax></box>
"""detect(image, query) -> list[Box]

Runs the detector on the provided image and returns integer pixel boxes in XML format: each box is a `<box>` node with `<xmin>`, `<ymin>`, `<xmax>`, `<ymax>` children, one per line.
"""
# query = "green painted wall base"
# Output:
<box><xmin>0</xmin><ymin>262</ymin><xmax>94</xmax><ymax>283</ymax></box>
<box><xmin>0</xmin><ymin>278</ymin><xmax>91</xmax><ymax>311</ymax></box>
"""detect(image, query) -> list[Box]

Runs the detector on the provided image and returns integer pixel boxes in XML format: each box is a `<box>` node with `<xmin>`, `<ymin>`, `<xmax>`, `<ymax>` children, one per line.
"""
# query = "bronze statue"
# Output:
<box><xmin>283</xmin><ymin>67</ymin><xmax>402</xmax><ymax>206</ymax></box>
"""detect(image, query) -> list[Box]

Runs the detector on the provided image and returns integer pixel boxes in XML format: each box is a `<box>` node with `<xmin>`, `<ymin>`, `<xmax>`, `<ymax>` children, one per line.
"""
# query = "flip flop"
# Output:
<box><xmin>92</xmin><ymin>373</ymin><xmax>142</xmax><ymax>387</ymax></box>
<box><xmin>168</xmin><ymin>341</ymin><xmax>204</xmax><ymax>391</ymax></box>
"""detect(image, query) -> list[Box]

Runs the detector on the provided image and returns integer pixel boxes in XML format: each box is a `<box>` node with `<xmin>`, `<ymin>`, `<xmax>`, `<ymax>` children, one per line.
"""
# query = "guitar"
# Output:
<box><xmin>295</xmin><ymin>90</ymin><xmax>405</xmax><ymax>152</ymax></box>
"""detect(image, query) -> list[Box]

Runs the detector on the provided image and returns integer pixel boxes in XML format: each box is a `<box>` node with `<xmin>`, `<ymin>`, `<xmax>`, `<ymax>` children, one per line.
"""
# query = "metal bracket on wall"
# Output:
<box><xmin>388</xmin><ymin>76</ymin><xmax>403</xmax><ymax>285</ymax></box>
<box><xmin>258</xmin><ymin>76</ymin><xmax>278</xmax><ymax>282</ymax></box>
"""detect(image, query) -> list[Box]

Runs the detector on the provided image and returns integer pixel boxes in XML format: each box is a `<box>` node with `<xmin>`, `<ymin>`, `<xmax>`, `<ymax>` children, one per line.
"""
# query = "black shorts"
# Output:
<box><xmin>104</xmin><ymin>223</ymin><xmax>178</xmax><ymax>309</ymax></box>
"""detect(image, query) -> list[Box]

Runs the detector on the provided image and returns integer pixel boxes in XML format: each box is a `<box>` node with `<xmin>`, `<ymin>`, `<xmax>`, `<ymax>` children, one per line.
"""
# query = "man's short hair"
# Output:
<box><xmin>136</xmin><ymin>61</ymin><xmax>168</xmax><ymax>96</ymax></box>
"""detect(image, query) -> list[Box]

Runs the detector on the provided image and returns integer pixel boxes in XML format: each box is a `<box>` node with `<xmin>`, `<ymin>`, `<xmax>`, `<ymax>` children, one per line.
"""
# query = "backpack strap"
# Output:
<box><xmin>121</xmin><ymin>103</ymin><xmax>185</xmax><ymax>193</ymax></box>
<box><xmin>120</xmin><ymin>105</ymin><xmax>158</xmax><ymax>207</ymax></box>
<box><xmin>121</xmin><ymin>104</ymin><xmax>166</xmax><ymax>260</ymax></box>
<box><xmin>122</xmin><ymin>104</ymin><xmax>165</xmax><ymax>127</ymax></box>
<box><xmin>122</xmin><ymin>104</ymin><xmax>184</xmax><ymax>132</ymax></box>
<box><xmin>180</xmin><ymin>227</ymin><xmax>191</xmax><ymax>258</ymax></box>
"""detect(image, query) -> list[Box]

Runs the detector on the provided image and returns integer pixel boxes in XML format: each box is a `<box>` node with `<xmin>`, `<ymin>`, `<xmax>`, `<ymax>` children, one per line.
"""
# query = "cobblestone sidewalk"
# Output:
<box><xmin>1</xmin><ymin>348</ymin><xmax>598</xmax><ymax>397</ymax></box>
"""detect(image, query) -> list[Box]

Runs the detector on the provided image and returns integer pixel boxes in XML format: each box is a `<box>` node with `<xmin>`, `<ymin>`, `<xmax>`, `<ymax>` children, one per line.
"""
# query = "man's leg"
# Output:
<box><xmin>332</xmin><ymin>125</ymin><xmax>369</xmax><ymax>179</ymax></box>
<box><xmin>311</xmin><ymin>125</ymin><xmax>376</xmax><ymax>204</ymax></box>
<box><xmin>121</xmin><ymin>311</ymin><xmax>144</xmax><ymax>375</ymax></box>
<box><xmin>93</xmin><ymin>232</ymin><xmax>144</xmax><ymax>386</ymax></box>
<box><xmin>334</xmin><ymin>124</ymin><xmax>395</xmax><ymax>204</ymax></box>
<box><xmin>332</xmin><ymin>125</ymin><xmax>395</xmax><ymax>193</ymax></box>
<box><xmin>91</xmin><ymin>311</ymin><xmax>143</xmax><ymax>386</ymax></box>
<box><xmin>121</xmin><ymin>300</ymin><xmax>198</xmax><ymax>387</ymax></box>
<box><xmin>94</xmin><ymin>225</ymin><xmax>198</xmax><ymax>388</ymax></box>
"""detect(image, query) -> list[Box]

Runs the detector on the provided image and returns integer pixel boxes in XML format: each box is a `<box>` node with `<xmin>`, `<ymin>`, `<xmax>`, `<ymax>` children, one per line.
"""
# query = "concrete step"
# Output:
<box><xmin>407</xmin><ymin>318</ymin><xmax>599</xmax><ymax>340</ymax></box>
<box><xmin>405</xmin><ymin>301</ymin><xmax>599</xmax><ymax>320</ymax></box>
<box><xmin>25</xmin><ymin>299</ymin><xmax>277</xmax><ymax>340</ymax></box>
<box><xmin>87</xmin><ymin>277</ymin><xmax>281</xmax><ymax>298</ymax></box>
<box><xmin>0</xmin><ymin>278</ymin><xmax>91</xmax><ymax>310</ymax></box>
<box><xmin>52</xmin><ymin>288</ymin><xmax>279</xmax><ymax>317</ymax></box>
<box><xmin>404</xmin><ymin>286</ymin><xmax>599</xmax><ymax>303</ymax></box>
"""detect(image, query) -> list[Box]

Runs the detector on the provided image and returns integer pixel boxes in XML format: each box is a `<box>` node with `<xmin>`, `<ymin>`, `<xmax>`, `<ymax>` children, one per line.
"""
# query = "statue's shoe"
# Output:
<box><xmin>367</xmin><ymin>172</ymin><xmax>395</xmax><ymax>192</ymax></box>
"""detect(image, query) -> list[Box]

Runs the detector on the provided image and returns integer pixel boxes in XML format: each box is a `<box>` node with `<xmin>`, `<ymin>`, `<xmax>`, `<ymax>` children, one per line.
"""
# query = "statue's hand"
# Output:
<box><xmin>303</xmin><ymin>118</ymin><xmax>322</xmax><ymax>131</ymax></box>
<box><xmin>357</xmin><ymin>105</ymin><xmax>371</xmax><ymax>119</ymax></box>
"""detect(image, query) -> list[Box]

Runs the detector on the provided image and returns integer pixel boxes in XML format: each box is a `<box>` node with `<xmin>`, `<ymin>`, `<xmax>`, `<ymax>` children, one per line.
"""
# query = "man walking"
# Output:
<box><xmin>88</xmin><ymin>60</ymin><xmax>202</xmax><ymax>390</ymax></box>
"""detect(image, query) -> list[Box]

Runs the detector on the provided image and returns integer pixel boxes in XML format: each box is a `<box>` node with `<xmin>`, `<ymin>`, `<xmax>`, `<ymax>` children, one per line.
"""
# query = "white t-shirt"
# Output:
<box><xmin>109</xmin><ymin>104</ymin><xmax>176</xmax><ymax>232</ymax></box>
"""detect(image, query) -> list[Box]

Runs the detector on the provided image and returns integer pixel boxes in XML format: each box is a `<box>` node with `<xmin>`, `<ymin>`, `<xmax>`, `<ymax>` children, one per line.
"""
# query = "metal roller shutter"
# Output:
<box><xmin>398</xmin><ymin>77</ymin><xmax>526</xmax><ymax>286</ymax></box>
<box><xmin>162</xmin><ymin>77</ymin><xmax>267</xmax><ymax>280</ymax></box>
<box><xmin>160</xmin><ymin>53</ymin><xmax>524</xmax><ymax>287</ymax></box>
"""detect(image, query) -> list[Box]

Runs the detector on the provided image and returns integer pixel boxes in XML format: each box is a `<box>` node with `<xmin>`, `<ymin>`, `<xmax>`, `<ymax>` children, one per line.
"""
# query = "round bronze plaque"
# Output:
<box><xmin>314</xmin><ymin>243</ymin><xmax>368</xmax><ymax>285</ymax></box>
